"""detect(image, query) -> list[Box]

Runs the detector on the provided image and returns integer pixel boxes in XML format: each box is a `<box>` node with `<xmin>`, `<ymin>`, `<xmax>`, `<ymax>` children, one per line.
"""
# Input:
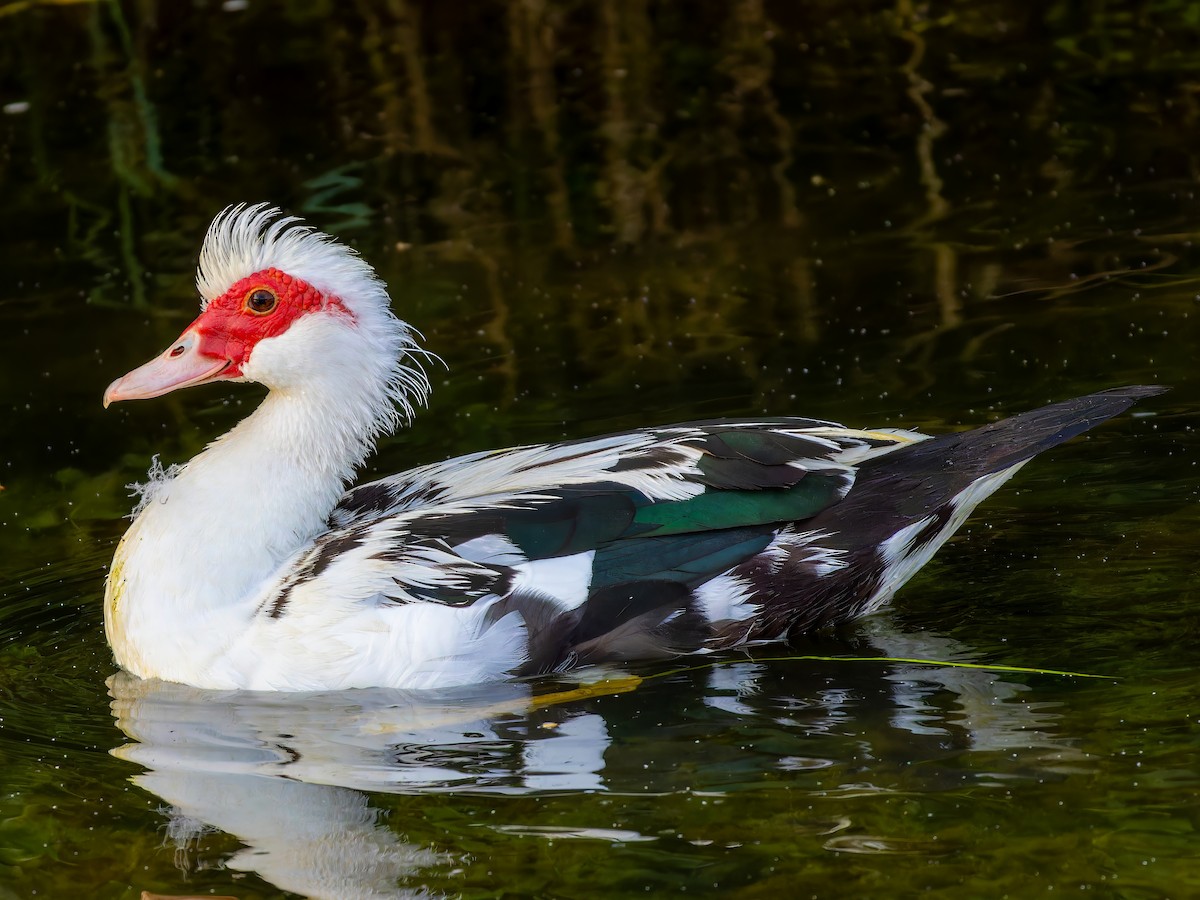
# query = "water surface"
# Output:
<box><xmin>1</xmin><ymin>3</ymin><xmax>1197</xmax><ymax>897</ymax></box>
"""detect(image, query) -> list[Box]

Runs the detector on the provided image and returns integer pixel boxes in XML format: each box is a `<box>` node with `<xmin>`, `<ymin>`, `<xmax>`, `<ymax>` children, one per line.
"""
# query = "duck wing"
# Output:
<box><xmin>252</xmin><ymin>387</ymin><xmax>1162</xmax><ymax>680</ymax></box>
<box><xmin>255</xmin><ymin>421</ymin><xmax>922</xmax><ymax>672</ymax></box>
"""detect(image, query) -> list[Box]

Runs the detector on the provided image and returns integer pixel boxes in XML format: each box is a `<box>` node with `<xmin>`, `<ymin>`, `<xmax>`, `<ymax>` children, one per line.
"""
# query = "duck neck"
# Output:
<box><xmin>106</xmin><ymin>324</ymin><xmax>415</xmax><ymax>681</ymax></box>
<box><xmin>118</xmin><ymin>377</ymin><xmax>379</xmax><ymax>594</ymax></box>
<box><xmin>171</xmin><ymin>378</ymin><xmax>380</xmax><ymax>573</ymax></box>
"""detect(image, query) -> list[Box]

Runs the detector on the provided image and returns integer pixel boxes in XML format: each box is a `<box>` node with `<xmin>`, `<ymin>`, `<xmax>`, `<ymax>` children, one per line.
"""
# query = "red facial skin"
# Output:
<box><xmin>103</xmin><ymin>268</ymin><xmax>354</xmax><ymax>407</ymax></box>
<box><xmin>197</xmin><ymin>267</ymin><xmax>352</xmax><ymax>377</ymax></box>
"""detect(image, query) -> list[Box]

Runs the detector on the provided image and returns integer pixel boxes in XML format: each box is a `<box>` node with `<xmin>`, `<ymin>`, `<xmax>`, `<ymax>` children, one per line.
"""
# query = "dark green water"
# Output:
<box><xmin>1</xmin><ymin>2</ymin><xmax>1198</xmax><ymax>897</ymax></box>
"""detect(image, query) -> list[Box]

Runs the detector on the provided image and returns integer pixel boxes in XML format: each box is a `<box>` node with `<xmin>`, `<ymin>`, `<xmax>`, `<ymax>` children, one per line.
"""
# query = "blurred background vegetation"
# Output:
<box><xmin>0</xmin><ymin>0</ymin><xmax>1197</xmax><ymax>570</ymax></box>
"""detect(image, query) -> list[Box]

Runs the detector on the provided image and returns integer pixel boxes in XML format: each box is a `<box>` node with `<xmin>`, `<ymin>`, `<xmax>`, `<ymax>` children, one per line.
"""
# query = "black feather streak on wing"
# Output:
<box><xmin>331</xmin><ymin>481</ymin><xmax>405</xmax><ymax>524</ymax></box>
<box><xmin>567</xmin><ymin>582</ymin><xmax>708</xmax><ymax>666</ymax></box>
<box><xmin>607</xmin><ymin>443</ymin><xmax>693</xmax><ymax>473</ymax></box>
<box><xmin>483</xmin><ymin>591</ymin><xmax>581</xmax><ymax>674</ymax></box>
<box><xmin>393</xmin><ymin>551</ymin><xmax>511</xmax><ymax>606</ymax></box>
<box><xmin>692</xmin><ymin>429</ymin><xmax>835</xmax><ymax>490</ymax></box>
<box><xmin>398</xmin><ymin>424</ymin><xmax>855</xmax><ymax>568</ymax></box>
<box><xmin>486</xmin><ymin>582</ymin><xmax>708</xmax><ymax>673</ymax></box>
<box><xmin>263</xmin><ymin>523</ymin><xmax>373</xmax><ymax>619</ymax></box>
<box><xmin>571</xmin><ymin>582</ymin><xmax>688</xmax><ymax>644</ymax></box>
<box><xmin>405</xmin><ymin>511</ymin><xmax>510</xmax><ymax>548</ymax></box>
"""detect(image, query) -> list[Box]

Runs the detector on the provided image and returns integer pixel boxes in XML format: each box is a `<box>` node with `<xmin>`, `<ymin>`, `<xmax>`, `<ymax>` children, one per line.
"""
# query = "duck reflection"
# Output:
<box><xmin>110</xmin><ymin>673</ymin><xmax>617</xmax><ymax>897</ymax></box>
<box><xmin>698</xmin><ymin>620</ymin><xmax>1085</xmax><ymax>790</ymax></box>
<box><xmin>110</xmin><ymin>620</ymin><xmax>1081</xmax><ymax>898</ymax></box>
<box><xmin>111</xmin><ymin>673</ymin><xmax>615</xmax><ymax>794</ymax></box>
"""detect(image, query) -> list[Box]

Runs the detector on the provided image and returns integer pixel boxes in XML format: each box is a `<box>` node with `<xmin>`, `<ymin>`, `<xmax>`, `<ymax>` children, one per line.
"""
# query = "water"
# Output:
<box><xmin>1</xmin><ymin>2</ymin><xmax>1198</xmax><ymax>897</ymax></box>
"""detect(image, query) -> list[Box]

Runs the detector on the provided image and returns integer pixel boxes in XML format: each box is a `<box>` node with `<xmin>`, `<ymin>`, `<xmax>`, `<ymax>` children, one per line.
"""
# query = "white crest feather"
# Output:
<box><xmin>198</xmin><ymin>203</ymin><xmax>361</xmax><ymax>307</ymax></box>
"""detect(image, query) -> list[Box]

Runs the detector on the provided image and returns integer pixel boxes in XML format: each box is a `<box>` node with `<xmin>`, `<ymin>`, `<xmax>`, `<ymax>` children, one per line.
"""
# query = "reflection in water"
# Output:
<box><xmin>702</xmin><ymin>620</ymin><xmax>1083</xmax><ymax>770</ymax></box>
<box><xmin>859</xmin><ymin>620</ymin><xmax>1082</xmax><ymax>769</ymax></box>
<box><xmin>110</xmin><ymin>675</ymin><xmax>613</xmax><ymax>795</ymax></box>
<box><xmin>110</xmin><ymin>674</ymin><xmax>616</xmax><ymax>897</ymax></box>
<box><xmin>131</xmin><ymin>769</ymin><xmax>441</xmax><ymax>900</ymax></box>
<box><xmin>110</xmin><ymin>620</ymin><xmax>1081</xmax><ymax>898</ymax></box>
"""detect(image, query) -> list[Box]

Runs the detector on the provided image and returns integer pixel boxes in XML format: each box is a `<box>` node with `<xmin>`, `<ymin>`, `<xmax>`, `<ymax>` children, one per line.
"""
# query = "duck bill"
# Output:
<box><xmin>104</xmin><ymin>330</ymin><xmax>232</xmax><ymax>407</ymax></box>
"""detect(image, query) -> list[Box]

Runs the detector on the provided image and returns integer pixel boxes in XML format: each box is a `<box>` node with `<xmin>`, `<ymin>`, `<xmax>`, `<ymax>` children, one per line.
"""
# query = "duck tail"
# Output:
<box><xmin>798</xmin><ymin>385</ymin><xmax>1166</xmax><ymax>623</ymax></box>
<box><xmin>888</xmin><ymin>384</ymin><xmax>1167</xmax><ymax>478</ymax></box>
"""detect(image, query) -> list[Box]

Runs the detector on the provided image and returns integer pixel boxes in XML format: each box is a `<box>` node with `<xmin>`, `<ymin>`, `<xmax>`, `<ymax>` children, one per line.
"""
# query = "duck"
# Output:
<box><xmin>102</xmin><ymin>203</ymin><xmax>1163</xmax><ymax>691</ymax></box>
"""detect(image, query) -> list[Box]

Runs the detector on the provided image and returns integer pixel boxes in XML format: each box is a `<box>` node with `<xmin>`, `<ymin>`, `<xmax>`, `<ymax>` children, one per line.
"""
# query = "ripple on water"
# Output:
<box><xmin>488</xmin><ymin>824</ymin><xmax>658</xmax><ymax>842</ymax></box>
<box><xmin>824</xmin><ymin>834</ymin><xmax>956</xmax><ymax>856</ymax></box>
<box><xmin>0</xmin><ymin>556</ymin><xmax>116</xmax><ymax>761</ymax></box>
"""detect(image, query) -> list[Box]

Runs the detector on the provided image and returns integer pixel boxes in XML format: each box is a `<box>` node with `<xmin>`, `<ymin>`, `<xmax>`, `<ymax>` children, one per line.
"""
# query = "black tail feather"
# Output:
<box><xmin>903</xmin><ymin>385</ymin><xmax>1167</xmax><ymax>477</ymax></box>
<box><xmin>811</xmin><ymin>385</ymin><xmax>1166</xmax><ymax>552</ymax></box>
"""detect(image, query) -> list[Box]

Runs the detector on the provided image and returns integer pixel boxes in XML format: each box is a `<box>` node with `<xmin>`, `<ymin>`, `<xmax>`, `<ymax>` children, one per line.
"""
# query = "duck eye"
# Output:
<box><xmin>244</xmin><ymin>288</ymin><xmax>277</xmax><ymax>315</ymax></box>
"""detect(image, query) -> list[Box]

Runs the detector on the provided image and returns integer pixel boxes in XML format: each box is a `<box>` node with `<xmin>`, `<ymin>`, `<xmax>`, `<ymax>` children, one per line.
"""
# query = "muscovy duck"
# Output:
<box><xmin>102</xmin><ymin>204</ymin><xmax>1162</xmax><ymax>690</ymax></box>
